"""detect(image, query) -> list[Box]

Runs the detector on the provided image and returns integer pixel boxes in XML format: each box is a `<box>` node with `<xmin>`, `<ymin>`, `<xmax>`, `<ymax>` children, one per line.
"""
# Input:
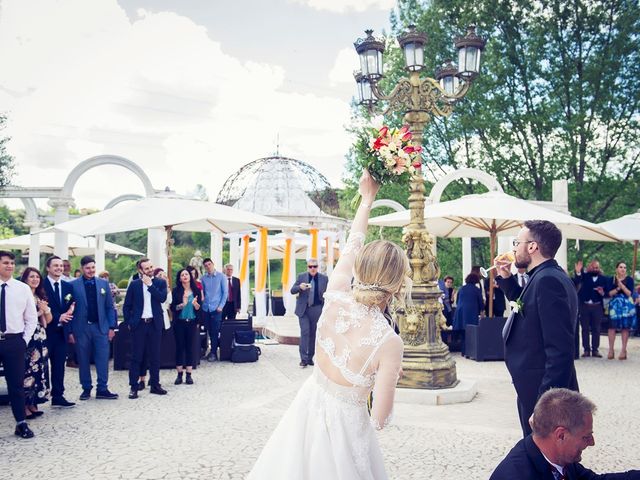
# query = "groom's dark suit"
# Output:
<box><xmin>44</xmin><ymin>277</ymin><xmax>74</xmax><ymax>401</ymax></box>
<box><xmin>497</xmin><ymin>259</ymin><xmax>579</xmax><ymax>437</ymax></box>
<box><xmin>123</xmin><ymin>277</ymin><xmax>167</xmax><ymax>389</ymax></box>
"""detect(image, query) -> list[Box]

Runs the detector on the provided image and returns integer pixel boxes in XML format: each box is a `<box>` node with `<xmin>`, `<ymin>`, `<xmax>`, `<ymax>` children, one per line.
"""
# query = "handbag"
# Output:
<box><xmin>234</xmin><ymin>330</ymin><xmax>255</xmax><ymax>345</ymax></box>
<box><xmin>231</xmin><ymin>343</ymin><xmax>261</xmax><ymax>363</ymax></box>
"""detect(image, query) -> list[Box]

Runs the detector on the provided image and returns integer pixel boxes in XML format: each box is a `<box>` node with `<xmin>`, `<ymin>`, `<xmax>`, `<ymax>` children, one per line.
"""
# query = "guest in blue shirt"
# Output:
<box><xmin>201</xmin><ymin>258</ymin><xmax>227</xmax><ymax>362</ymax></box>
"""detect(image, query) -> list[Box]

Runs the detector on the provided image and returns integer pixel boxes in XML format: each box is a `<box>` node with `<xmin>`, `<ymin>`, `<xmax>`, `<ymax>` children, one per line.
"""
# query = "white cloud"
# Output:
<box><xmin>289</xmin><ymin>0</ymin><xmax>396</xmax><ymax>13</ymax></box>
<box><xmin>0</xmin><ymin>0</ymin><xmax>355</xmax><ymax>209</ymax></box>
<box><xmin>328</xmin><ymin>48</ymin><xmax>359</xmax><ymax>86</ymax></box>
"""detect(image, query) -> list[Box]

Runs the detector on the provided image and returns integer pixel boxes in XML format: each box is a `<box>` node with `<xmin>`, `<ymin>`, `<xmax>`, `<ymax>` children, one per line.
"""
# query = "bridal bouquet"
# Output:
<box><xmin>352</xmin><ymin>125</ymin><xmax>423</xmax><ymax>208</ymax></box>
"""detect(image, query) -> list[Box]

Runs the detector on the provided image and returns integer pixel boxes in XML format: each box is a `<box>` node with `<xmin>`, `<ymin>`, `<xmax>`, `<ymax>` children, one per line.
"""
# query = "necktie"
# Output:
<box><xmin>228</xmin><ymin>278</ymin><xmax>232</xmax><ymax>302</ymax></box>
<box><xmin>54</xmin><ymin>281</ymin><xmax>61</xmax><ymax>305</ymax></box>
<box><xmin>518</xmin><ymin>274</ymin><xmax>524</xmax><ymax>288</ymax></box>
<box><xmin>307</xmin><ymin>278</ymin><xmax>315</xmax><ymax>307</ymax></box>
<box><xmin>0</xmin><ymin>283</ymin><xmax>6</xmax><ymax>333</ymax></box>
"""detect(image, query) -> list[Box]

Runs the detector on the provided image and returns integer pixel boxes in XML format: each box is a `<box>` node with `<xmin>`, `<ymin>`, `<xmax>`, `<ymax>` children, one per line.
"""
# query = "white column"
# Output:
<box><xmin>95</xmin><ymin>234</ymin><xmax>106</xmax><ymax>272</ymax></box>
<box><xmin>49</xmin><ymin>198</ymin><xmax>74</xmax><ymax>259</ymax></box>
<box><xmin>254</xmin><ymin>230</ymin><xmax>267</xmax><ymax>324</ymax></box>
<box><xmin>556</xmin><ymin>238</ymin><xmax>568</xmax><ymax>272</ymax></box>
<box><xmin>23</xmin><ymin>221</ymin><xmax>41</xmax><ymax>269</ymax></box>
<box><xmin>228</xmin><ymin>234</ymin><xmax>240</xmax><ymax>271</ymax></box>
<box><xmin>147</xmin><ymin>227</ymin><xmax>167</xmax><ymax>271</ymax></box>
<box><xmin>497</xmin><ymin>237</ymin><xmax>511</xmax><ymax>257</ymax></box>
<box><xmin>462</xmin><ymin>237</ymin><xmax>472</xmax><ymax>280</ymax></box>
<box><xmin>210</xmin><ymin>232</ymin><xmax>223</xmax><ymax>268</ymax></box>
<box><xmin>552</xmin><ymin>180</ymin><xmax>570</xmax><ymax>272</ymax></box>
<box><xmin>283</xmin><ymin>230</ymin><xmax>297</xmax><ymax>317</ymax></box>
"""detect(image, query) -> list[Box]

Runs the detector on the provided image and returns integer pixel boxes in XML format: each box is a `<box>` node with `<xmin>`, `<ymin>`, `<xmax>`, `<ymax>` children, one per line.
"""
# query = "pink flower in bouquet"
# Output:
<box><xmin>394</xmin><ymin>157</ymin><xmax>407</xmax><ymax>174</ymax></box>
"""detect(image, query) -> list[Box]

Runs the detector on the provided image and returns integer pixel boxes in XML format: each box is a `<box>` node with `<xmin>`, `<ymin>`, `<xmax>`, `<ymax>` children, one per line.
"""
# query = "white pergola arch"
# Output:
<box><xmin>428</xmin><ymin>168</ymin><xmax>506</xmax><ymax>279</ymax></box>
<box><xmin>52</xmin><ymin>155</ymin><xmax>158</xmax><ymax>268</ymax></box>
<box><xmin>104</xmin><ymin>194</ymin><xmax>144</xmax><ymax>210</ymax></box>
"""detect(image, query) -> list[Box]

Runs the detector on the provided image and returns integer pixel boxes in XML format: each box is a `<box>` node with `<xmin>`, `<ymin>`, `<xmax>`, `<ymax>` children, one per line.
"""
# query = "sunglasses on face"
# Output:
<box><xmin>308</xmin><ymin>265</ymin><xmax>318</xmax><ymax>268</ymax></box>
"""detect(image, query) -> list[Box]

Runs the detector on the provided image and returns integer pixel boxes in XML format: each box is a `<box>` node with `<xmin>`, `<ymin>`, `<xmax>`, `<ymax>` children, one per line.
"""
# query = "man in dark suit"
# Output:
<box><xmin>222</xmin><ymin>264</ymin><xmax>241</xmax><ymax>321</ymax></box>
<box><xmin>572</xmin><ymin>259</ymin><xmax>608</xmax><ymax>358</ymax></box>
<box><xmin>65</xmin><ymin>256</ymin><xmax>118</xmax><ymax>400</ymax></box>
<box><xmin>43</xmin><ymin>255</ymin><xmax>76</xmax><ymax>408</ymax></box>
<box><xmin>291</xmin><ymin>258</ymin><xmax>328</xmax><ymax>368</ymax></box>
<box><xmin>123</xmin><ymin>258</ymin><xmax>168</xmax><ymax>399</ymax></box>
<box><xmin>490</xmin><ymin>388</ymin><xmax>640</xmax><ymax>480</ymax></box>
<box><xmin>496</xmin><ymin>220</ymin><xmax>579</xmax><ymax>437</ymax></box>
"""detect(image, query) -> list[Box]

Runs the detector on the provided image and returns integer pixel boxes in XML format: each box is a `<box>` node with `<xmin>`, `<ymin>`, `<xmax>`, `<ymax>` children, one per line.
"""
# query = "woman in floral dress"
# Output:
<box><xmin>20</xmin><ymin>267</ymin><xmax>52</xmax><ymax>419</ymax></box>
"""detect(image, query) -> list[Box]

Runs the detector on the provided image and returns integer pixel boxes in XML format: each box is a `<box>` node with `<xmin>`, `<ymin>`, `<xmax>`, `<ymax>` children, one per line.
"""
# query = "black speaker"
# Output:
<box><xmin>219</xmin><ymin>316</ymin><xmax>253</xmax><ymax>361</ymax></box>
<box><xmin>465</xmin><ymin>317</ymin><xmax>506</xmax><ymax>361</ymax></box>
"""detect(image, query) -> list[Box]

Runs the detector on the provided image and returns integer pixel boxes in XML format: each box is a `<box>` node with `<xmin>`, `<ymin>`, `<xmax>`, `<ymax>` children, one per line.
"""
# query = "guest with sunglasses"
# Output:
<box><xmin>291</xmin><ymin>259</ymin><xmax>328</xmax><ymax>368</ymax></box>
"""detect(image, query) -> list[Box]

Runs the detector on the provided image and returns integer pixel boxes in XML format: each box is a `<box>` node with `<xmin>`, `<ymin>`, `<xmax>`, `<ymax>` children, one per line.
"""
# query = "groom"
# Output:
<box><xmin>496</xmin><ymin>220</ymin><xmax>579</xmax><ymax>437</ymax></box>
<box><xmin>291</xmin><ymin>258</ymin><xmax>327</xmax><ymax>368</ymax></box>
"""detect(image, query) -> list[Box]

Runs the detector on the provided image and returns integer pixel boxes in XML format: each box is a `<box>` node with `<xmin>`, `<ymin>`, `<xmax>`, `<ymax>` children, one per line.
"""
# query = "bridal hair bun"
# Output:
<box><xmin>353</xmin><ymin>240</ymin><xmax>409</xmax><ymax>308</ymax></box>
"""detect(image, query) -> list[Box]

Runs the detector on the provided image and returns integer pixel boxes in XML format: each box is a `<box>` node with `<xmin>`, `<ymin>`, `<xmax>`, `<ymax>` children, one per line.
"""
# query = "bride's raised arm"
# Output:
<box><xmin>326</xmin><ymin>170</ymin><xmax>379</xmax><ymax>292</ymax></box>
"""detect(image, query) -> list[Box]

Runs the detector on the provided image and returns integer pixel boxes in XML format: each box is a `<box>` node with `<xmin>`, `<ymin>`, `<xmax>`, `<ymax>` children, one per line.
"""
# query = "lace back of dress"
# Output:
<box><xmin>316</xmin><ymin>291</ymin><xmax>392</xmax><ymax>390</ymax></box>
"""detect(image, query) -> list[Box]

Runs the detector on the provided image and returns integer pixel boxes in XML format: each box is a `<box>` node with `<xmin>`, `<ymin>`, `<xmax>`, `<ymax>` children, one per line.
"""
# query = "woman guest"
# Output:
<box><xmin>171</xmin><ymin>269</ymin><xmax>201</xmax><ymax>385</ymax></box>
<box><xmin>453</xmin><ymin>272</ymin><xmax>484</xmax><ymax>356</ymax></box>
<box><xmin>607</xmin><ymin>261</ymin><xmax>636</xmax><ymax>360</ymax></box>
<box><xmin>19</xmin><ymin>268</ymin><xmax>52</xmax><ymax>419</ymax></box>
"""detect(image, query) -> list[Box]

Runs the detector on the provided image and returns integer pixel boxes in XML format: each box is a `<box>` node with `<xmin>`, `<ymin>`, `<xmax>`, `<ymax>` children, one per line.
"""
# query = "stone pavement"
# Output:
<box><xmin>1</xmin><ymin>337</ymin><xmax>638</xmax><ymax>479</ymax></box>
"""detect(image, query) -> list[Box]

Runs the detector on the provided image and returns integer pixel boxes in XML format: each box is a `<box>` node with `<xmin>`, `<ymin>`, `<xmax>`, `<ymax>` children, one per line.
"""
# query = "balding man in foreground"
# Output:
<box><xmin>490</xmin><ymin>388</ymin><xmax>640</xmax><ymax>480</ymax></box>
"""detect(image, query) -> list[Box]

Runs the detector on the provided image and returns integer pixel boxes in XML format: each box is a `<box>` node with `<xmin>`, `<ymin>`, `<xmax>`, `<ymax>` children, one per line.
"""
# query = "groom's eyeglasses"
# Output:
<box><xmin>307</xmin><ymin>265</ymin><xmax>318</xmax><ymax>269</ymax></box>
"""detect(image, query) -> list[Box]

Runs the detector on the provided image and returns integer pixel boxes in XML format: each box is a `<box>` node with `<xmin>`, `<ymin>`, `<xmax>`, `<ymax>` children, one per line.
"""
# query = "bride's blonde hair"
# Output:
<box><xmin>352</xmin><ymin>240</ymin><xmax>410</xmax><ymax>308</ymax></box>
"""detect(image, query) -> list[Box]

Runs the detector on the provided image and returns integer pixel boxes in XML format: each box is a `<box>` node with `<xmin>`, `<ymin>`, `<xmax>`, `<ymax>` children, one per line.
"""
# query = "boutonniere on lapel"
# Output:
<box><xmin>509</xmin><ymin>298</ymin><xmax>524</xmax><ymax>314</ymax></box>
<box><xmin>64</xmin><ymin>293</ymin><xmax>73</xmax><ymax>302</ymax></box>
<box><xmin>100</xmin><ymin>288</ymin><xmax>106</xmax><ymax>295</ymax></box>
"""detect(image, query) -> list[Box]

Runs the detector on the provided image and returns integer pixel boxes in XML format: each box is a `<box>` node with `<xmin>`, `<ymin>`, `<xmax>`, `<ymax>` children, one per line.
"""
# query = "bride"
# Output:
<box><xmin>248</xmin><ymin>170</ymin><xmax>408</xmax><ymax>480</ymax></box>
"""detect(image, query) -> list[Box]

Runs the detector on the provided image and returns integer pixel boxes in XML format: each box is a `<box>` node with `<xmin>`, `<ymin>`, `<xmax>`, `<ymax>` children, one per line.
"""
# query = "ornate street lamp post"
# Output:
<box><xmin>353</xmin><ymin>25</ymin><xmax>486</xmax><ymax>389</ymax></box>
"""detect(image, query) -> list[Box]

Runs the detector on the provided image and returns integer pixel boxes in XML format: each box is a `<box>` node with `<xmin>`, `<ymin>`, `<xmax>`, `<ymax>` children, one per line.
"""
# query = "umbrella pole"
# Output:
<box><xmin>166</xmin><ymin>226</ymin><xmax>173</xmax><ymax>288</ymax></box>
<box><xmin>633</xmin><ymin>240</ymin><xmax>638</xmax><ymax>278</ymax></box>
<box><xmin>488</xmin><ymin>224</ymin><xmax>496</xmax><ymax>318</ymax></box>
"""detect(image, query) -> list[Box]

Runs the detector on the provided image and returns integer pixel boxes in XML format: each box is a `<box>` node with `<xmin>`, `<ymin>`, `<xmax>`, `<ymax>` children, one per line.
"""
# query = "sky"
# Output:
<box><xmin>0</xmin><ymin>0</ymin><xmax>395</xmax><ymax>210</ymax></box>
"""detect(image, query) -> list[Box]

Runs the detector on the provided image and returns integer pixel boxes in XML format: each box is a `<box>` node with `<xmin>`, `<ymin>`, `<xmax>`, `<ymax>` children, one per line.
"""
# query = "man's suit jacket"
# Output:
<box><xmin>225</xmin><ymin>276</ymin><xmax>241</xmax><ymax>308</ymax></box>
<box><xmin>497</xmin><ymin>259</ymin><xmax>579</xmax><ymax>417</ymax></box>
<box><xmin>490</xmin><ymin>434</ymin><xmax>640</xmax><ymax>480</ymax></box>
<box><xmin>291</xmin><ymin>272</ymin><xmax>328</xmax><ymax>317</ymax></box>
<box><xmin>43</xmin><ymin>278</ymin><xmax>74</xmax><ymax>336</ymax></box>
<box><xmin>122</xmin><ymin>277</ymin><xmax>168</xmax><ymax>331</ymax></box>
<box><xmin>66</xmin><ymin>276</ymin><xmax>117</xmax><ymax>337</ymax></box>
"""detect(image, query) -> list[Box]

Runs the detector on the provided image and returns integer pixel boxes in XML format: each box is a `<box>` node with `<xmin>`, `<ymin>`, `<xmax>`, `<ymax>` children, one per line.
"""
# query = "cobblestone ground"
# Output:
<box><xmin>1</xmin><ymin>337</ymin><xmax>638</xmax><ymax>479</ymax></box>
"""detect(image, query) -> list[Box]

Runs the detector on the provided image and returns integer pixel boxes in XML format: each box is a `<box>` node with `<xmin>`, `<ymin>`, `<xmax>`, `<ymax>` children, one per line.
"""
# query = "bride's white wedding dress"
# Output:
<box><xmin>248</xmin><ymin>232</ymin><xmax>404</xmax><ymax>480</ymax></box>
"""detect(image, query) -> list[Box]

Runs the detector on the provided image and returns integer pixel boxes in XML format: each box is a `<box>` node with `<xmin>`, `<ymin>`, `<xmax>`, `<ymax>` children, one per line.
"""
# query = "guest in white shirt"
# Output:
<box><xmin>0</xmin><ymin>250</ymin><xmax>38</xmax><ymax>438</ymax></box>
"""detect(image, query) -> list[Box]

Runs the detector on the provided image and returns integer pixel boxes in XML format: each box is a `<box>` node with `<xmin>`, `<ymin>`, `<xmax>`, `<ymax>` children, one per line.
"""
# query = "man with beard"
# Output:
<box><xmin>572</xmin><ymin>259</ymin><xmax>608</xmax><ymax>358</ymax></box>
<box><xmin>496</xmin><ymin>220</ymin><xmax>579</xmax><ymax>437</ymax></box>
<box><xmin>490</xmin><ymin>388</ymin><xmax>640</xmax><ymax>479</ymax></box>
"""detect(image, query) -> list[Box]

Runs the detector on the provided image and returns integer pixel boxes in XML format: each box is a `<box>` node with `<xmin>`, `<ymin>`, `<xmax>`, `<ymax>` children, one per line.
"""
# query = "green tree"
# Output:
<box><xmin>345</xmin><ymin>0</ymin><xmax>640</xmax><ymax>276</ymax></box>
<box><xmin>0</xmin><ymin>114</ymin><xmax>15</xmax><ymax>189</ymax></box>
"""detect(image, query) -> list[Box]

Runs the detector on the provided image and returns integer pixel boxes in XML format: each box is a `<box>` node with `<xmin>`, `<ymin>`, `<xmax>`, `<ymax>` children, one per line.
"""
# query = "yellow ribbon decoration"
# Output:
<box><xmin>282</xmin><ymin>237</ymin><xmax>292</xmax><ymax>288</ymax></box>
<box><xmin>256</xmin><ymin>228</ymin><xmax>268</xmax><ymax>293</ymax></box>
<box><xmin>239</xmin><ymin>234</ymin><xmax>250</xmax><ymax>284</ymax></box>
<box><xmin>310</xmin><ymin>228</ymin><xmax>318</xmax><ymax>259</ymax></box>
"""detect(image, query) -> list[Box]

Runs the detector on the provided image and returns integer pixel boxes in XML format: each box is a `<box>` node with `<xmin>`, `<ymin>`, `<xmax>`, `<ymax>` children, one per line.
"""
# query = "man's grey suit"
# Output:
<box><xmin>291</xmin><ymin>272</ymin><xmax>328</xmax><ymax>364</ymax></box>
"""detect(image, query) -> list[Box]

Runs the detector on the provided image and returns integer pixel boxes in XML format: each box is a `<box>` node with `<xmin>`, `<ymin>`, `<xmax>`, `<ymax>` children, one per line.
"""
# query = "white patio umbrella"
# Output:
<box><xmin>599</xmin><ymin>210</ymin><xmax>640</xmax><ymax>275</ymax></box>
<box><xmin>0</xmin><ymin>232</ymin><xmax>143</xmax><ymax>256</ymax></box>
<box><xmin>369</xmin><ymin>190</ymin><xmax>620</xmax><ymax>316</ymax></box>
<box><xmin>41</xmin><ymin>195</ymin><xmax>298</xmax><ymax>282</ymax></box>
